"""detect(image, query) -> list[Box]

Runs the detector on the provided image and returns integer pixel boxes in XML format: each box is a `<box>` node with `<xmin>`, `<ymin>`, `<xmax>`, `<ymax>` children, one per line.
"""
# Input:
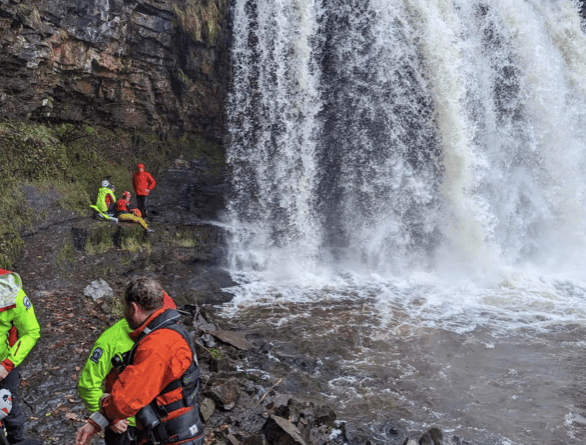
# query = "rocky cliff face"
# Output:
<box><xmin>0</xmin><ymin>0</ymin><xmax>228</xmax><ymax>141</ymax></box>
<box><xmin>0</xmin><ymin>0</ymin><xmax>230</xmax><ymax>268</ymax></box>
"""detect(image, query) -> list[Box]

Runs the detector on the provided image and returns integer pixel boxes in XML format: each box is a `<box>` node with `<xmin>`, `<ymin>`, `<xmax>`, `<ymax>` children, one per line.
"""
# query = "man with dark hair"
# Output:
<box><xmin>75</xmin><ymin>277</ymin><xmax>203</xmax><ymax>445</ymax></box>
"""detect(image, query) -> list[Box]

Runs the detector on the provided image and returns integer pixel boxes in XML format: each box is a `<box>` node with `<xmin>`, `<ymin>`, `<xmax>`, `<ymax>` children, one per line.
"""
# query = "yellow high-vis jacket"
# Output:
<box><xmin>0</xmin><ymin>270</ymin><xmax>41</xmax><ymax>372</ymax></box>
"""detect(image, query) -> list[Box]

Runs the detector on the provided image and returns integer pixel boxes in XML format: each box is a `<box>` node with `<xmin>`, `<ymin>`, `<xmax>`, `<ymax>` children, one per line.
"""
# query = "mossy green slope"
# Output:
<box><xmin>0</xmin><ymin>121</ymin><xmax>222</xmax><ymax>268</ymax></box>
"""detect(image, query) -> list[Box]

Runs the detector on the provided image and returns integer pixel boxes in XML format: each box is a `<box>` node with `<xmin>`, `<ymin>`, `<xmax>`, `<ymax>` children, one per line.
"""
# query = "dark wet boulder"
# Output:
<box><xmin>419</xmin><ymin>427</ymin><xmax>443</xmax><ymax>445</ymax></box>
<box><xmin>209</xmin><ymin>330</ymin><xmax>255</xmax><ymax>351</ymax></box>
<box><xmin>262</xmin><ymin>414</ymin><xmax>307</xmax><ymax>445</ymax></box>
<box><xmin>207</xmin><ymin>377</ymin><xmax>241</xmax><ymax>411</ymax></box>
<box><xmin>243</xmin><ymin>434</ymin><xmax>269</xmax><ymax>445</ymax></box>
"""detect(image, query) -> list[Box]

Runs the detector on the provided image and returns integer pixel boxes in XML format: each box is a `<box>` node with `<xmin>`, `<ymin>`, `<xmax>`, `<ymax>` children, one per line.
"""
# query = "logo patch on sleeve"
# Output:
<box><xmin>22</xmin><ymin>297</ymin><xmax>32</xmax><ymax>310</ymax></box>
<box><xmin>90</xmin><ymin>347</ymin><xmax>103</xmax><ymax>363</ymax></box>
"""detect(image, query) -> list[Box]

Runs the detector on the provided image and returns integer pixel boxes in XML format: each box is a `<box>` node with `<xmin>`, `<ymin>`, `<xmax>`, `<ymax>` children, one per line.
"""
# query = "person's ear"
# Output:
<box><xmin>129</xmin><ymin>301</ymin><xmax>140</xmax><ymax>317</ymax></box>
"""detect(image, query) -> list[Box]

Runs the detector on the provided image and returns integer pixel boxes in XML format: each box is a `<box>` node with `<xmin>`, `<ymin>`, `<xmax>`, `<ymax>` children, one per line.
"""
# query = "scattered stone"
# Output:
<box><xmin>420</xmin><ymin>427</ymin><xmax>443</xmax><ymax>445</ymax></box>
<box><xmin>82</xmin><ymin>279</ymin><xmax>113</xmax><ymax>301</ymax></box>
<box><xmin>314</xmin><ymin>406</ymin><xmax>336</xmax><ymax>428</ymax></box>
<box><xmin>209</xmin><ymin>330</ymin><xmax>255</xmax><ymax>350</ymax></box>
<box><xmin>197</xmin><ymin>318</ymin><xmax>220</xmax><ymax>333</ymax></box>
<box><xmin>228</xmin><ymin>433</ymin><xmax>243</xmax><ymax>445</ymax></box>
<box><xmin>243</xmin><ymin>434</ymin><xmax>268</xmax><ymax>445</ymax></box>
<box><xmin>198</xmin><ymin>333</ymin><xmax>217</xmax><ymax>348</ymax></box>
<box><xmin>200</xmin><ymin>397</ymin><xmax>216</xmax><ymax>422</ymax></box>
<box><xmin>262</xmin><ymin>414</ymin><xmax>307</xmax><ymax>445</ymax></box>
<box><xmin>209</xmin><ymin>377</ymin><xmax>241</xmax><ymax>411</ymax></box>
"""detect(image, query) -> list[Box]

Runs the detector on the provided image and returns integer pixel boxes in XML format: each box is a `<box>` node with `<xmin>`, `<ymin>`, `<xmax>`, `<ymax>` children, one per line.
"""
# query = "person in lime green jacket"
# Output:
<box><xmin>0</xmin><ymin>269</ymin><xmax>41</xmax><ymax>445</ymax></box>
<box><xmin>78</xmin><ymin>319</ymin><xmax>135</xmax><ymax>445</ymax></box>
<box><xmin>90</xmin><ymin>180</ymin><xmax>118</xmax><ymax>222</ymax></box>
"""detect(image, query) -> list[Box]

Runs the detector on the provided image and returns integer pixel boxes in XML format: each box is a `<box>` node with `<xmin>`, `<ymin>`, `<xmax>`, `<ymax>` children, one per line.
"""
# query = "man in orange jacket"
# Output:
<box><xmin>132</xmin><ymin>164</ymin><xmax>156</xmax><ymax>219</ymax></box>
<box><xmin>75</xmin><ymin>277</ymin><xmax>203</xmax><ymax>445</ymax></box>
<box><xmin>78</xmin><ymin>290</ymin><xmax>177</xmax><ymax>445</ymax></box>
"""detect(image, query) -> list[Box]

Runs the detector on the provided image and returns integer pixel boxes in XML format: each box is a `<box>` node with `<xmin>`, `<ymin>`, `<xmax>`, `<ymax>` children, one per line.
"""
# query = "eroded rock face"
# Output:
<box><xmin>0</xmin><ymin>0</ymin><xmax>228</xmax><ymax>140</ymax></box>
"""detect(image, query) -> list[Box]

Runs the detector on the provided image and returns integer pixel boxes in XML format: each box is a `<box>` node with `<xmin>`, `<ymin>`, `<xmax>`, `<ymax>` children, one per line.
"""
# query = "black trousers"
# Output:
<box><xmin>1</xmin><ymin>368</ymin><xmax>25</xmax><ymax>444</ymax></box>
<box><xmin>143</xmin><ymin>437</ymin><xmax>203</xmax><ymax>445</ymax></box>
<box><xmin>105</xmin><ymin>427</ymin><xmax>137</xmax><ymax>445</ymax></box>
<box><xmin>136</xmin><ymin>195</ymin><xmax>148</xmax><ymax>218</ymax></box>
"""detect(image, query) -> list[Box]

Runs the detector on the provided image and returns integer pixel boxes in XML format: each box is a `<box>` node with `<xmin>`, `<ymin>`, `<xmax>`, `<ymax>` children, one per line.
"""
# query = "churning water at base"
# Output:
<box><xmin>224</xmin><ymin>0</ymin><xmax>586</xmax><ymax>443</ymax></box>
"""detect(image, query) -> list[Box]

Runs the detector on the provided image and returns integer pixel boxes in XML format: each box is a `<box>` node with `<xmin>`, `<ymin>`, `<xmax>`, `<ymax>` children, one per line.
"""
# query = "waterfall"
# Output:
<box><xmin>224</xmin><ymin>3</ymin><xmax>586</xmax><ymax>442</ymax></box>
<box><xmin>226</xmin><ymin>0</ymin><xmax>586</xmax><ymax>282</ymax></box>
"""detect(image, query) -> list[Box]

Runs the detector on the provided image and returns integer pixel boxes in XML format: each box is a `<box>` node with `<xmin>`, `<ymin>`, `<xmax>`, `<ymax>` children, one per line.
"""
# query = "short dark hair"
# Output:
<box><xmin>124</xmin><ymin>276</ymin><xmax>164</xmax><ymax>312</ymax></box>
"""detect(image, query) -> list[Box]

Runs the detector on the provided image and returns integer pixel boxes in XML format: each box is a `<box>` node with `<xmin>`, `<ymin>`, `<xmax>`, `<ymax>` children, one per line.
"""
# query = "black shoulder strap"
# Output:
<box><xmin>156</xmin><ymin>320</ymin><xmax>200</xmax><ymax>414</ymax></box>
<box><xmin>137</xmin><ymin>309</ymin><xmax>182</xmax><ymax>340</ymax></box>
<box><xmin>130</xmin><ymin>308</ymin><xmax>200</xmax><ymax>403</ymax></box>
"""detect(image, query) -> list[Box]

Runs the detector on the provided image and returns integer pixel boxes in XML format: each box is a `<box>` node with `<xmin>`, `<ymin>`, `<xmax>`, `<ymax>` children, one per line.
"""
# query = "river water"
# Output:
<box><xmin>223</xmin><ymin>1</ymin><xmax>586</xmax><ymax>444</ymax></box>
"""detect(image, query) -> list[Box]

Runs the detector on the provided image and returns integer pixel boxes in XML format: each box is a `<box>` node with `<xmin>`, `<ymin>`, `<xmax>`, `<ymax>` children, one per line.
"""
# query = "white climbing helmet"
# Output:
<box><xmin>0</xmin><ymin>389</ymin><xmax>12</xmax><ymax>420</ymax></box>
<box><xmin>101</xmin><ymin>180</ymin><xmax>110</xmax><ymax>188</ymax></box>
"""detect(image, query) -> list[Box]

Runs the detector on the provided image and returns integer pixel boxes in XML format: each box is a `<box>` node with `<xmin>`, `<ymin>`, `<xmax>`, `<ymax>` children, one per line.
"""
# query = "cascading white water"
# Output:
<box><xmin>227</xmin><ymin>0</ymin><xmax>325</xmax><ymax>277</ymax></box>
<box><xmin>227</xmin><ymin>0</ymin><xmax>586</xmax><ymax>280</ymax></box>
<box><xmin>225</xmin><ymin>0</ymin><xmax>586</xmax><ymax>443</ymax></box>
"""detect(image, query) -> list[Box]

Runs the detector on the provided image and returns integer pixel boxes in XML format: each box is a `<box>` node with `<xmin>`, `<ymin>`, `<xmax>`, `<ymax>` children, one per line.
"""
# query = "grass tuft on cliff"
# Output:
<box><xmin>173</xmin><ymin>0</ymin><xmax>227</xmax><ymax>45</ymax></box>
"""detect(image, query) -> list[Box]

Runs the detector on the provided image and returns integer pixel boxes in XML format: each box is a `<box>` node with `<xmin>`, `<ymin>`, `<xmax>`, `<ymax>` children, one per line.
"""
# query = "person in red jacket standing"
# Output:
<box><xmin>132</xmin><ymin>164</ymin><xmax>156</xmax><ymax>219</ymax></box>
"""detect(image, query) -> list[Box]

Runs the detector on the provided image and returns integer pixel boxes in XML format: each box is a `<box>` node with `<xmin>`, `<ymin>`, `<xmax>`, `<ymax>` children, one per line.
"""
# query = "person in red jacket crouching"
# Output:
<box><xmin>75</xmin><ymin>277</ymin><xmax>203</xmax><ymax>445</ymax></box>
<box><xmin>132</xmin><ymin>164</ymin><xmax>156</xmax><ymax>219</ymax></box>
<box><xmin>115</xmin><ymin>191</ymin><xmax>153</xmax><ymax>234</ymax></box>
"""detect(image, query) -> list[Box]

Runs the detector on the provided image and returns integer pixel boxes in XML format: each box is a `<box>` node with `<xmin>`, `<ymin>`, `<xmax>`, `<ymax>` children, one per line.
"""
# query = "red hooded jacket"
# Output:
<box><xmin>132</xmin><ymin>169</ymin><xmax>156</xmax><ymax>196</ymax></box>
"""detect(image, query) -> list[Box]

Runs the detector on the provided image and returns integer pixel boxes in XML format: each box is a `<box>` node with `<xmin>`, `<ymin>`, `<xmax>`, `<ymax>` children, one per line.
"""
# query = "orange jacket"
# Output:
<box><xmin>162</xmin><ymin>291</ymin><xmax>176</xmax><ymax>310</ymax></box>
<box><xmin>132</xmin><ymin>170</ymin><xmax>156</xmax><ymax>196</ymax></box>
<box><xmin>103</xmin><ymin>292</ymin><xmax>176</xmax><ymax>394</ymax></box>
<box><xmin>102</xmin><ymin>306</ymin><xmax>191</xmax><ymax>424</ymax></box>
<box><xmin>115</xmin><ymin>198</ymin><xmax>129</xmax><ymax>213</ymax></box>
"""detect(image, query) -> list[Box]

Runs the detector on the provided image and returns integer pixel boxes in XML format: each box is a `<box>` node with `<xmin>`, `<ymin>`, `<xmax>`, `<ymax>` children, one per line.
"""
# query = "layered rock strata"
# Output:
<box><xmin>0</xmin><ymin>0</ymin><xmax>228</xmax><ymax>140</ymax></box>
